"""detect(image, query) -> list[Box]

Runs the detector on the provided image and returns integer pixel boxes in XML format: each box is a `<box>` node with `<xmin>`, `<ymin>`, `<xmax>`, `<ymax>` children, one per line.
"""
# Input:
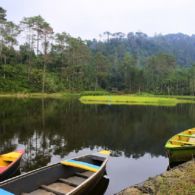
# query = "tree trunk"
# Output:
<box><xmin>37</xmin><ymin>31</ymin><xmax>39</xmax><ymax>55</ymax></box>
<box><xmin>42</xmin><ymin>60</ymin><xmax>46</xmax><ymax>93</ymax></box>
<box><xmin>0</xmin><ymin>36</ymin><xmax>3</xmax><ymax>65</ymax></box>
<box><xmin>95</xmin><ymin>76</ymin><xmax>98</xmax><ymax>91</ymax></box>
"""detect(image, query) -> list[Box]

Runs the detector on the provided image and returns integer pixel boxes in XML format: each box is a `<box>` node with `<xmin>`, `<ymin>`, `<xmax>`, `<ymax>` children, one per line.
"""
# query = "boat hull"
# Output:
<box><xmin>89</xmin><ymin>175</ymin><xmax>109</xmax><ymax>195</ymax></box>
<box><xmin>70</xmin><ymin>162</ymin><xmax>106</xmax><ymax>195</ymax></box>
<box><xmin>165</xmin><ymin>128</ymin><xmax>195</xmax><ymax>164</ymax></box>
<box><xmin>167</xmin><ymin>146</ymin><xmax>195</xmax><ymax>164</ymax></box>
<box><xmin>0</xmin><ymin>150</ymin><xmax>24</xmax><ymax>182</ymax></box>
<box><xmin>0</xmin><ymin>151</ymin><xmax>110</xmax><ymax>195</ymax></box>
<box><xmin>0</xmin><ymin>157</ymin><xmax>21</xmax><ymax>182</ymax></box>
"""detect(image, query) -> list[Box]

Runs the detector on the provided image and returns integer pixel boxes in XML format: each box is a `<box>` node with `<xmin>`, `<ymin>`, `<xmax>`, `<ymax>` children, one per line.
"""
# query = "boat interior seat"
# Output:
<box><xmin>0</xmin><ymin>152</ymin><xmax>21</xmax><ymax>162</ymax></box>
<box><xmin>22</xmin><ymin>189</ymin><xmax>55</xmax><ymax>195</ymax></box>
<box><xmin>170</xmin><ymin>140</ymin><xmax>195</xmax><ymax>145</ymax></box>
<box><xmin>61</xmin><ymin>159</ymin><xmax>100</xmax><ymax>172</ymax></box>
<box><xmin>0</xmin><ymin>159</ymin><xmax>9</xmax><ymax>167</ymax></box>
<box><xmin>75</xmin><ymin>171</ymin><xmax>94</xmax><ymax>178</ymax></box>
<box><xmin>178</xmin><ymin>133</ymin><xmax>195</xmax><ymax>138</ymax></box>
<box><xmin>60</xmin><ymin>176</ymin><xmax>85</xmax><ymax>186</ymax></box>
<box><xmin>42</xmin><ymin>183</ymin><xmax>73</xmax><ymax>194</ymax></box>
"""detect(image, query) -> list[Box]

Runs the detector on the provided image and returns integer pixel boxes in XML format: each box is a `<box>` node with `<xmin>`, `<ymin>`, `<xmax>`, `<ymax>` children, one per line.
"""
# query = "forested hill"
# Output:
<box><xmin>87</xmin><ymin>32</ymin><xmax>195</xmax><ymax>67</ymax></box>
<box><xmin>0</xmin><ymin>6</ymin><xmax>195</xmax><ymax>95</ymax></box>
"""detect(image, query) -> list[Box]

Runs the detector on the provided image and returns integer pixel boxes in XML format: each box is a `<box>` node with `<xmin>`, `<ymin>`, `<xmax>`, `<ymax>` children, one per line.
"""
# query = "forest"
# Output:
<box><xmin>0</xmin><ymin>6</ymin><xmax>195</xmax><ymax>95</ymax></box>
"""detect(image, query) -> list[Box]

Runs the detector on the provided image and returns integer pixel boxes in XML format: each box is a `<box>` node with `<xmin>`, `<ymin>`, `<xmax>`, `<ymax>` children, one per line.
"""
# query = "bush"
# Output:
<box><xmin>0</xmin><ymin>64</ymin><xmax>61</xmax><ymax>93</ymax></box>
<box><xmin>80</xmin><ymin>90</ymin><xmax>110</xmax><ymax>96</ymax></box>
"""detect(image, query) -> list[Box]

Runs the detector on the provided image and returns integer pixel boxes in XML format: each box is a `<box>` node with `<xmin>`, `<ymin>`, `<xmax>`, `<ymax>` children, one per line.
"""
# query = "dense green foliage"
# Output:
<box><xmin>0</xmin><ymin>7</ymin><xmax>195</xmax><ymax>95</ymax></box>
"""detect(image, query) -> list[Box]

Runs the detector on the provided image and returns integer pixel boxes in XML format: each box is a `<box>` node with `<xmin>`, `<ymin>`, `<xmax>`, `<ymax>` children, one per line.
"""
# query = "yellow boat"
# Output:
<box><xmin>0</xmin><ymin>149</ymin><xmax>24</xmax><ymax>181</ymax></box>
<box><xmin>165</xmin><ymin>127</ymin><xmax>195</xmax><ymax>164</ymax></box>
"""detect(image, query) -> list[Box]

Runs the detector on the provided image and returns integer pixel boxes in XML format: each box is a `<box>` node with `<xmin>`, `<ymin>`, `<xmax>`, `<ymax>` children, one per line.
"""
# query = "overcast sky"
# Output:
<box><xmin>1</xmin><ymin>0</ymin><xmax>194</xmax><ymax>39</ymax></box>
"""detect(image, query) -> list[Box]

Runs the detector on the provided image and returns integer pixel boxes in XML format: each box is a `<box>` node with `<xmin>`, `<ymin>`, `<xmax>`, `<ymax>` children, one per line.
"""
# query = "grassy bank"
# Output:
<box><xmin>79</xmin><ymin>95</ymin><xmax>195</xmax><ymax>106</ymax></box>
<box><xmin>117</xmin><ymin>160</ymin><xmax>195</xmax><ymax>195</ymax></box>
<box><xmin>0</xmin><ymin>92</ymin><xmax>80</xmax><ymax>99</ymax></box>
<box><xmin>0</xmin><ymin>90</ymin><xmax>107</xmax><ymax>98</ymax></box>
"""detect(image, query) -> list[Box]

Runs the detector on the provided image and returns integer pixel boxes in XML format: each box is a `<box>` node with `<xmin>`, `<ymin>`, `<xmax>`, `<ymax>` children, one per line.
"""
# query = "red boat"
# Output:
<box><xmin>0</xmin><ymin>150</ymin><xmax>24</xmax><ymax>181</ymax></box>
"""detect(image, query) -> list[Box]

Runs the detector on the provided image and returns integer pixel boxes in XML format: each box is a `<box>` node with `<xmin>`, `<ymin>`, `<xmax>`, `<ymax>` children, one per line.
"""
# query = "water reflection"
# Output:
<box><xmin>0</xmin><ymin>98</ymin><xmax>195</xmax><ymax>194</ymax></box>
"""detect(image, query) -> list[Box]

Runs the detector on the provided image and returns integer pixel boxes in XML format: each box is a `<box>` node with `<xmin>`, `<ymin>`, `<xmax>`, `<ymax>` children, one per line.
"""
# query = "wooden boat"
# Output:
<box><xmin>90</xmin><ymin>175</ymin><xmax>109</xmax><ymax>195</ymax></box>
<box><xmin>165</xmin><ymin>127</ymin><xmax>195</xmax><ymax>163</ymax></box>
<box><xmin>0</xmin><ymin>150</ymin><xmax>110</xmax><ymax>195</ymax></box>
<box><xmin>0</xmin><ymin>150</ymin><xmax>24</xmax><ymax>182</ymax></box>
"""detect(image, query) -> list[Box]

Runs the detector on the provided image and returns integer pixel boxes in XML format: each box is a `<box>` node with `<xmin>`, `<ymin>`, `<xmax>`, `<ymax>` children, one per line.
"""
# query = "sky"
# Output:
<box><xmin>1</xmin><ymin>0</ymin><xmax>195</xmax><ymax>39</ymax></box>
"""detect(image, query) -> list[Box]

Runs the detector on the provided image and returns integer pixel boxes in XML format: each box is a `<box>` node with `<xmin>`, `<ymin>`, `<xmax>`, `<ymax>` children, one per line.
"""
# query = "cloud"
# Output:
<box><xmin>1</xmin><ymin>0</ymin><xmax>195</xmax><ymax>39</ymax></box>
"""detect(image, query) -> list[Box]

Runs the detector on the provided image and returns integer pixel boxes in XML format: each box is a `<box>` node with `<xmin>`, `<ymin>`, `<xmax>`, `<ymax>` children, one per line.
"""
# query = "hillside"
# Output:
<box><xmin>87</xmin><ymin>32</ymin><xmax>195</xmax><ymax>66</ymax></box>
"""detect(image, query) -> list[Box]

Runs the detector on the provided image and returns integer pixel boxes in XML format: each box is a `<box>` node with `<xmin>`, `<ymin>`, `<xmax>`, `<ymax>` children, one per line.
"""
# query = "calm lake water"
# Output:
<box><xmin>0</xmin><ymin>98</ymin><xmax>195</xmax><ymax>194</ymax></box>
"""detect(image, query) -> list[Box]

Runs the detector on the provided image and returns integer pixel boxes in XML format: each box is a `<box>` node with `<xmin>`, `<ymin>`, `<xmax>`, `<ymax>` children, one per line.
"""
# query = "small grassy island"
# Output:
<box><xmin>80</xmin><ymin>94</ymin><xmax>195</xmax><ymax>106</ymax></box>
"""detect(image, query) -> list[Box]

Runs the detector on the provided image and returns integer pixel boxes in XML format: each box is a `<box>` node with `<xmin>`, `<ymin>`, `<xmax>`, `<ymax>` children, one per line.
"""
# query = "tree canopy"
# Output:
<box><xmin>0</xmin><ymin>7</ymin><xmax>194</xmax><ymax>95</ymax></box>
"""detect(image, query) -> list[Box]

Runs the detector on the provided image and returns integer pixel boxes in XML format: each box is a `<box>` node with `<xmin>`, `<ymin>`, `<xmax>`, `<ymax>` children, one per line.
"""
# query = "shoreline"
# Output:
<box><xmin>0</xmin><ymin>92</ymin><xmax>194</xmax><ymax>102</ymax></box>
<box><xmin>0</xmin><ymin>92</ymin><xmax>195</xmax><ymax>107</ymax></box>
<box><xmin>0</xmin><ymin>92</ymin><xmax>80</xmax><ymax>98</ymax></box>
<box><xmin>116</xmin><ymin>160</ymin><xmax>195</xmax><ymax>195</ymax></box>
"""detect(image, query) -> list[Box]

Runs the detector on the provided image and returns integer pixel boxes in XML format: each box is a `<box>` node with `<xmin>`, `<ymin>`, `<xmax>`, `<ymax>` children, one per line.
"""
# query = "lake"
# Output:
<box><xmin>0</xmin><ymin>98</ymin><xmax>195</xmax><ymax>194</ymax></box>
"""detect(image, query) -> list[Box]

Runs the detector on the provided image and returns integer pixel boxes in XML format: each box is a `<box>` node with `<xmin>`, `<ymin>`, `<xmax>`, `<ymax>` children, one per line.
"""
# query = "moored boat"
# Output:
<box><xmin>165</xmin><ymin>127</ymin><xmax>195</xmax><ymax>163</ymax></box>
<box><xmin>0</xmin><ymin>150</ymin><xmax>24</xmax><ymax>182</ymax></box>
<box><xmin>0</xmin><ymin>150</ymin><xmax>110</xmax><ymax>195</ymax></box>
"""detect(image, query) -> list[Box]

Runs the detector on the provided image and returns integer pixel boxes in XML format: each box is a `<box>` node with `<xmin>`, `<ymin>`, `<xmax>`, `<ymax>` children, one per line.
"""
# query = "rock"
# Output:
<box><xmin>116</xmin><ymin>160</ymin><xmax>195</xmax><ymax>195</ymax></box>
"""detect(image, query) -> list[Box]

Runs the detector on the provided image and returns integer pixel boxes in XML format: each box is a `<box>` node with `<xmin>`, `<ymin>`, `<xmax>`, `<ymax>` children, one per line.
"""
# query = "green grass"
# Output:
<box><xmin>0</xmin><ymin>92</ymin><xmax>79</xmax><ymax>99</ymax></box>
<box><xmin>80</xmin><ymin>95</ymin><xmax>195</xmax><ymax>106</ymax></box>
<box><xmin>80</xmin><ymin>90</ymin><xmax>110</xmax><ymax>96</ymax></box>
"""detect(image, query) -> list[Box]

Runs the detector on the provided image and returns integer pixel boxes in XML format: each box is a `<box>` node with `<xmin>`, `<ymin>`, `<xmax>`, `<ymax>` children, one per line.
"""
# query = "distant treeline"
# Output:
<box><xmin>0</xmin><ymin>6</ymin><xmax>195</xmax><ymax>95</ymax></box>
